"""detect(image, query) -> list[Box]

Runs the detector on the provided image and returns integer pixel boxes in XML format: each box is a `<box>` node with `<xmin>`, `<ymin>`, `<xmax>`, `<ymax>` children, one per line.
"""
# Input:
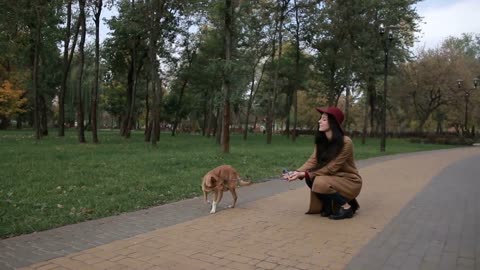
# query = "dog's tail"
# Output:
<box><xmin>239</xmin><ymin>178</ymin><xmax>252</xmax><ymax>186</ymax></box>
<box><xmin>239</xmin><ymin>179</ymin><xmax>251</xmax><ymax>186</ymax></box>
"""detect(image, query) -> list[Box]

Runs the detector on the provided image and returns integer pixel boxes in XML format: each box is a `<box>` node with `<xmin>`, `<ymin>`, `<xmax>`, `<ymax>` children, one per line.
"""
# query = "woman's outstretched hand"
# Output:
<box><xmin>282</xmin><ymin>171</ymin><xmax>305</xmax><ymax>182</ymax></box>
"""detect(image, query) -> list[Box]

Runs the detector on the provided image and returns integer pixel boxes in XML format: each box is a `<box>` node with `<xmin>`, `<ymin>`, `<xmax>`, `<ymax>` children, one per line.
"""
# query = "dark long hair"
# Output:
<box><xmin>314</xmin><ymin>113</ymin><xmax>345</xmax><ymax>168</ymax></box>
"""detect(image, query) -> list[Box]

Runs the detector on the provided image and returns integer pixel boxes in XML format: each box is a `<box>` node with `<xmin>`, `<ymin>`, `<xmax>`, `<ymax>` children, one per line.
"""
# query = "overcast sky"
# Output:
<box><xmin>414</xmin><ymin>0</ymin><xmax>480</xmax><ymax>49</ymax></box>
<box><xmin>100</xmin><ymin>0</ymin><xmax>480</xmax><ymax>49</ymax></box>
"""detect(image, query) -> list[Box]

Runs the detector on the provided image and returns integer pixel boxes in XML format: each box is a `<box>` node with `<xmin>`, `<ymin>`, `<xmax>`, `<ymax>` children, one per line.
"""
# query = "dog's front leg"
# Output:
<box><xmin>210</xmin><ymin>191</ymin><xmax>218</xmax><ymax>214</ymax></box>
<box><xmin>203</xmin><ymin>191</ymin><xmax>210</xmax><ymax>204</ymax></box>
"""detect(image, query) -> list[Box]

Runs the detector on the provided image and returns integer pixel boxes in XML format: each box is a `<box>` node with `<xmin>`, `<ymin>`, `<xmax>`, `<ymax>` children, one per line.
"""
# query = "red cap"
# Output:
<box><xmin>316</xmin><ymin>107</ymin><xmax>345</xmax><ymax>127</ymax></box>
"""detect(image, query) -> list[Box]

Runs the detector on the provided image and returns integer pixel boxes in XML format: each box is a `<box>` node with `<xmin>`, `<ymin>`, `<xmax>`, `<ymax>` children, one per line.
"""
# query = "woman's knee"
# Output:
<box><xmin>312</xmin><ymin>178</ymin><xmax>334</xmax><ymax>193</ymax></box>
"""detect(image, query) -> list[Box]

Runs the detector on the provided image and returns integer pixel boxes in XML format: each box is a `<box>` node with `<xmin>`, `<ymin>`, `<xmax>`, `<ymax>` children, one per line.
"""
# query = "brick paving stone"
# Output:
<box><xmin>34</xmin><ymin>264</ymin><xmax>58</xmax><ymax>270</ymax></box>
<box><xmin>227</xmin><ymin>261</ymin><xmax>256</xmax><ymax>270</ymax></box>
<box><xmin>255</xmin><ymin>261</ymin><xmax>277</xmax><ymax>269</ymax></box>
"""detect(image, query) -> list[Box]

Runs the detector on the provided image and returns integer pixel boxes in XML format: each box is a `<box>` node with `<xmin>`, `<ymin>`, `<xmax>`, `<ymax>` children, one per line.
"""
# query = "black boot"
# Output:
<box><xmin>315</xmin><ymin>193</ymin><xmax>334</xmax><ymax>217</ymax></box>
<box><xmin>350</xmin><ymin>198</ymin><xmax>360</xmax><ymax>214</ymax></box>
<box><xmin>320</xmin><ymin>202</ymin><xmax>333</xmax><ymax>217</ymax></box>
<box><xmin>328</xmin><ymin>193</ymin><xmax>353</xmax><ymax>220</ymax></box>
<box><xmin>329</xmin><ymin>206</ymin><xmax>353</xmax><ymax>220</ymax></box>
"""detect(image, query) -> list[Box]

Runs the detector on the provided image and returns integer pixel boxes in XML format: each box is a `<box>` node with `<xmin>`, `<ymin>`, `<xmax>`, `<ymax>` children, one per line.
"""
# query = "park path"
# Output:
<box><xmin>1</xmin><ymin>147</ymin><xmax>478</xmax><ymax>270</ymax></box>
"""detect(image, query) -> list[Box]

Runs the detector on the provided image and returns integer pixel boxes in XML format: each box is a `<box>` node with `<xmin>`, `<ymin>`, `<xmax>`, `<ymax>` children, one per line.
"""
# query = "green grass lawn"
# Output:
<box><xmin>0</xmin><ymin>129</ymin><xmax>457</xmax><ymax>238</ymax></box>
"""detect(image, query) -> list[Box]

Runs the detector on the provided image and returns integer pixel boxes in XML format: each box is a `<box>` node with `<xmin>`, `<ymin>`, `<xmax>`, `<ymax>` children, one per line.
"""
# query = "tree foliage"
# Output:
<box><xmin>2</xmin><ymin>0</ymin><xmax>479</xmax><ymax>146</ymax></box>
<box><xmin>391</xmin><ymin>34</ymin><xmax>480</xmax><ymax>134</ymax></box>
<box><xmin>0</xmin><ymin>81</ymin><xmax>27</xmax><ymax>120</ymax></box>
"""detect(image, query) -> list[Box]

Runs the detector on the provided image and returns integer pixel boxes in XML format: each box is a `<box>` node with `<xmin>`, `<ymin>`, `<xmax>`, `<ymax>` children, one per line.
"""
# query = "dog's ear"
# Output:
<box><xmin>210</xmin><ymin>176</ymin><xmax>217</xmax><ymax>185</ymax></box>
<box><xmin>205</xmin><ymin>175</ymin><xmax>217</xmax><ymax>187</ymax></box>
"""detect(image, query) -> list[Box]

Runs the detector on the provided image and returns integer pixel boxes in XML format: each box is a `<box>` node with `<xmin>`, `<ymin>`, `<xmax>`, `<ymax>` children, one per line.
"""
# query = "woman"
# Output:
<box><xmin>283</xmin><ymin>107</ymin><xmax>362</xmax><ymax>220</ymax></box>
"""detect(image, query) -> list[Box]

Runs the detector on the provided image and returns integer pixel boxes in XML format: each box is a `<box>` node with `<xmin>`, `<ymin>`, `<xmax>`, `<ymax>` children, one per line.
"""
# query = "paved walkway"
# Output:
<box><xmin>1</xmin><ymin>147</ymin><xmax>479</xmax><ymax>270</ymax></box>
<box><xmin>346</xmin><ymin>152</ymin><xmax>480</xmax><ymax>270</ymax></box>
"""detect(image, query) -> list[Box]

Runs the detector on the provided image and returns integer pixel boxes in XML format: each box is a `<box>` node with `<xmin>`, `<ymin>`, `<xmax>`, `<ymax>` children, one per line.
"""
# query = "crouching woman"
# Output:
<box><xmin>283</xmin><ymin>107</ymin><xmax>362</xmax><ymax>220</ymax></box>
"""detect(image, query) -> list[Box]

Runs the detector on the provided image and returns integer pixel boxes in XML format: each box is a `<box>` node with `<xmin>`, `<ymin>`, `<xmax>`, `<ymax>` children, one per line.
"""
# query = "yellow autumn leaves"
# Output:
<box><xmin>0</xmin><ymin>80</ymin><xmax>27</xmax><ymax>119</ymax></box>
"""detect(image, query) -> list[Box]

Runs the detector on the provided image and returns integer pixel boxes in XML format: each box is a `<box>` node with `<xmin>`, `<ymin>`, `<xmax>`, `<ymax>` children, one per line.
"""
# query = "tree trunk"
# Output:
<box><xmin>265</xmin><ymin>8</ymin><xmax>279</xmax><ymax>145</ymax></box>
<box><xmin>147</xmin><ymin>76</ymin><xmax>161</xmax><ymax>145</ymax></box>
<box><xmin>216</xmin><ymin>107</ymin><xmax>222</xmax><ymax>144</ymax></box>
<box><xmin>172</xmin><ymin>72</ymin><xmax>189</xmax><ymax>136</ymax></box>
<box><xmin>292</xmin><ymin>0</ymin><xmax>300</xmax><ymax>142</ymax></box>
<box><xmin>125</xmin><ymin>55</ymin><xmax>141</xmax><ymax>138</ymax></box>
<box><xmin>91</xmin><ymin>0</ymin><xmax>102</xmax><ymax>143</ymax></box>
<box><xmin>243</xmin><ymin>59</ymin><xmax>266</xmax><ymax>140</ymax></box>
<box><xmin>59</xmin><ymin>0</ymin><xmax>80</xmax><ymax>137</ymax></box>
<box><xmin>361</xmin><ymin>96</ymin><xmax>368</xmax><ymax>145</ymax></box>
<box><xmin>345</xmin><ymin>86</ymin><xmax>350</xmax><ymax>132</ymax></box>
<box><xmin>367</xmin><ymin>76</ymin><xmax>376</xmax><ymax>136</ymax></box>
<box><xmin>202</xmin><ymin>93</ymin><xmax>209</xmax><ymax>137</ymax></box>
<box><xmin>40</xmin><ymin>94</ymin><xmax>48</xmax><ymax>136</ymax></box>
<box><xmin>145</xmin><ymin>119</ymin><xmax>152</xmax><ymax>142</ymax></box>
<box><xmin>285</xmin><ymin>88</ymin><xmax>292</xmax><ymax>137</ymax></box>
<box><xmin>221</xmin><ymin>0</ymin><xmax>233</xmax><ymax>153</ymax></box>
<box><xmin>206</xmin><ymin>94</ymin><xmax>214</xmax><ymax>138</ymax></box>
<box><xmin>122</xmin><ymin>51</ymin><xmax>136</xmax><ymax>138</ymax></box>
<box><xmin>267</xmin><ymin>0</ymin><xmax>287</xmax><ymax>144</ymax></box>
<box><xmin>148</xmin><ymin>0</ymin><xmax>166</xmax><ymax>145</ymax></box>
<box><xmin>328</xmin><ymin>66</ymin><xmax>336</xmax><ymax>106</ymax></box>
<box><xmin>76</xmin><ymin>0</ymin><xmax>87</xmax><ymax>143</ymax></box>
<box><xmin>152</xmin><ymin>80</ymin><xmax>161</xmax><ymax>143</ymax></box>
<box><xmin>144</xmin><ymin>78</ymin><xmax>150</xmax><ymax>137</ymax></box>
<box><xmin>33</xmin><ymin>2</ymin><xmax>42</xmax><ymax>140</ymax></box>
<box><xmin>16</xmin><ymin>115</ymin><xmax>22</xmax><ymax>129</ymax></box>
<box><xmin>122</xmin><ymin>1</ymin><xmax>140</xmax><ymax>138</ymax></box>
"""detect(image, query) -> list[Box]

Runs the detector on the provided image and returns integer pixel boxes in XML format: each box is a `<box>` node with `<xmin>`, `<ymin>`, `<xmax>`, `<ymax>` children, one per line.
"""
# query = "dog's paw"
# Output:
<box><xmin>227</xmin><ymin>205</ymin><xmax>235</xmax><ymax>208</ymax></box>
<box><xmin>209</xmin><ymin>209</ymin><xmax>216</xmax><ymax>214</ymax></box>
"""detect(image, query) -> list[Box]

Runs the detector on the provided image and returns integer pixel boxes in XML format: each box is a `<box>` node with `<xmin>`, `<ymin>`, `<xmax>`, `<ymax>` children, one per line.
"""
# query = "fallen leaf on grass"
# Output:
<box><xmin>80</xmin><ymin>207</ymin><xmax>94</xmax><ymax>214</ymax></box>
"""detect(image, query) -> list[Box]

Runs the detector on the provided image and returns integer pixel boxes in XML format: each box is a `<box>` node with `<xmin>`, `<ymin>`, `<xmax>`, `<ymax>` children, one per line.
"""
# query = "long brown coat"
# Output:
<box><xmin>297</xmin><ymin>136</ymin><xmax>362</xmax><ymax>214</ymax></box>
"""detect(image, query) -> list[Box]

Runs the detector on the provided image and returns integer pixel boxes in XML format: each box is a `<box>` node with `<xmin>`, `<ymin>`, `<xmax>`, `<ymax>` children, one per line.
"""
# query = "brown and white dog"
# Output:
<box><xmin>201</xmin><ymin>165</ymin><xmax>251</xmax><ymax>214</ymax></box>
